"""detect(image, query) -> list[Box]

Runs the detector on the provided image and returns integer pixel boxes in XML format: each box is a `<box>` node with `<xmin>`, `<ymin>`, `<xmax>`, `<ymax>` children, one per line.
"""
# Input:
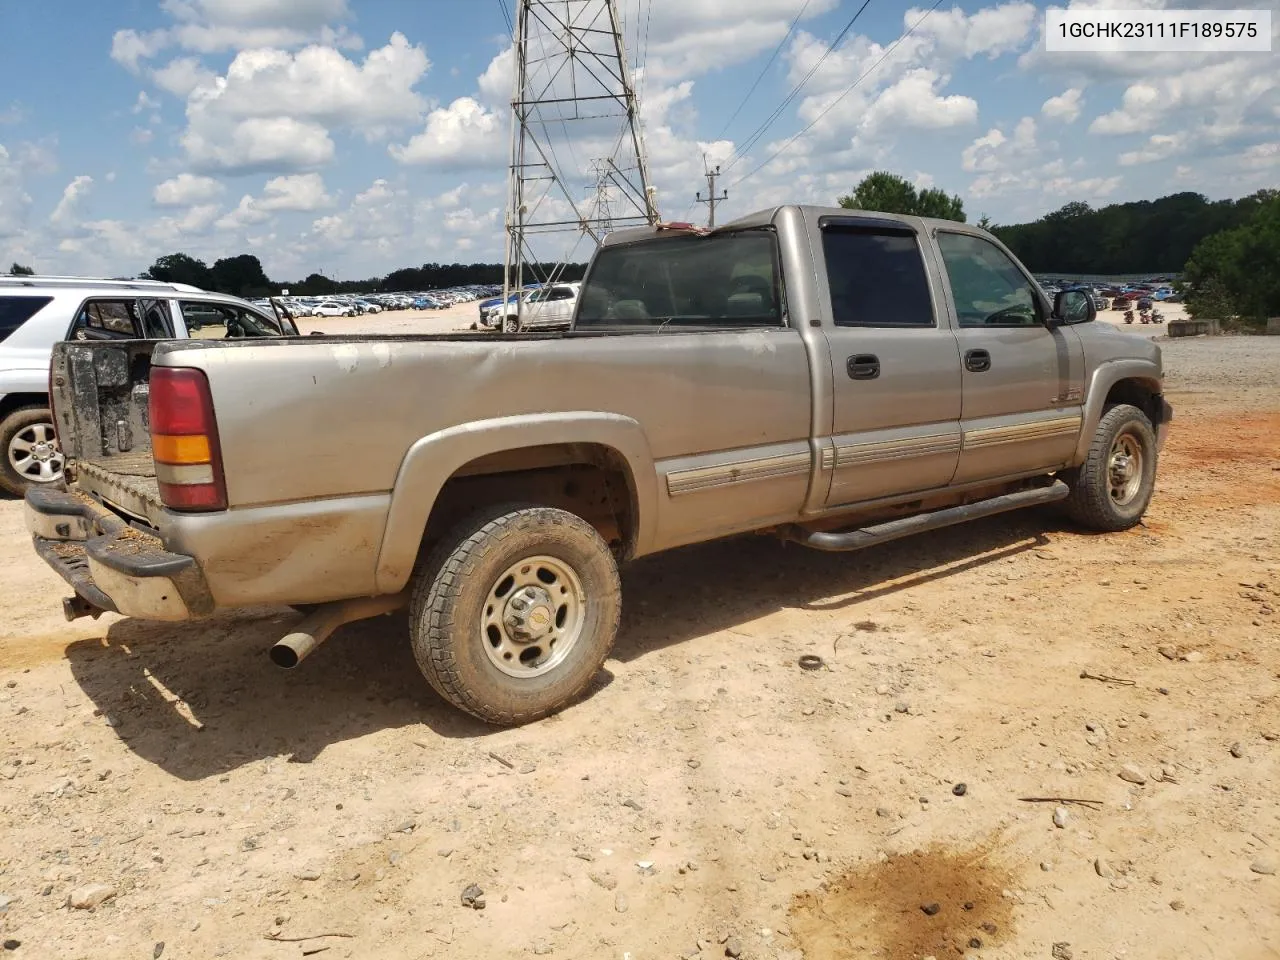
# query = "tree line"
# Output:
<box><xmin>138</xmin><ymin>252</ymin><xmax>587</xmax><ymax>298</ymax></box>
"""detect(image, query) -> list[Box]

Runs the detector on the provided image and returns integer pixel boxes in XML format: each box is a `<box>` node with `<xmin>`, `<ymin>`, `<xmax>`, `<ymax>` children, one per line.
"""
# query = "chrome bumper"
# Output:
<box><xmin>25</xmin><ymin>487</ymin><xmax>213</xmax><ymax>621</ymax></box>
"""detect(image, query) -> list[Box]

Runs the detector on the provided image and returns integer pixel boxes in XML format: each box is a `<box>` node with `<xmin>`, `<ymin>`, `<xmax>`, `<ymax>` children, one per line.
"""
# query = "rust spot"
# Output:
<box><xmin>791</xmin><ymin>843</ymin><xmax>1016</xmax><ymax>960</ymax></box>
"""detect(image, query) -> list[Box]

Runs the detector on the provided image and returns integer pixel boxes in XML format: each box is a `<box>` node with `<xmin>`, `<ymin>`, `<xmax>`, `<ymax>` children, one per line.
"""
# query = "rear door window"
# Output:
<box><xmin>71</xmin><ymin>300</ymin><xmax>143</xmax><ymax>340</ymax></box>
<box><xmin>0</xmin><ymin>296</ymin><xmax>53</xmax><ymax>343</ymax></box>
<box><xmin>820</xmin><ymin>226</ymin><xmax>935</xmax><ymax>328</ymax></box>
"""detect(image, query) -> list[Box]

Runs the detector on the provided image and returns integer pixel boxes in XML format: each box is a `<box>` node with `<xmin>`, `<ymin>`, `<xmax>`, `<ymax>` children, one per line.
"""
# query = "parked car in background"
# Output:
<box><xmin>311</xmin><ymin>301</ymin><xmax>355</xmax><ymax>318</ymax></box>
<box><xmin>0</xmin><ymin>275</ymin><xmax>296</xmax><ymax>495</ymax></box>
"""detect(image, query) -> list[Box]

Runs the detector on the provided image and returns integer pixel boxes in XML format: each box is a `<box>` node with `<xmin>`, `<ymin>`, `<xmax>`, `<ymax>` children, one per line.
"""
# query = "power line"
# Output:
<box><xmin>729</xmin><ymin>0</ymin><xmax>945</xmax><ymax>188</ymax></box>
<box><xmin>715</xmin><ymin>0</ymin><xmax>813</xmax><ymax>142</ymax></box>
<box><xmin>722</xmin><ymin>0</ymin><xmax>874</xmax><ymax>175</ymax></box>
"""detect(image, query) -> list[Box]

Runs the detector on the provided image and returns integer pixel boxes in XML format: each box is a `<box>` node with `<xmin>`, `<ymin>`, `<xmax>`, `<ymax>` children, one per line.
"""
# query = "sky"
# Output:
<box><xmin>0</xmin><ymin>0</ymin><xmax>1276</xmax><ymax>281</ymax></box>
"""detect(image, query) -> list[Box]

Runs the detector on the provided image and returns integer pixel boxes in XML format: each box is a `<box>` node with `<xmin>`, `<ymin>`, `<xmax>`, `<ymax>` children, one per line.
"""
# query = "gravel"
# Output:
<box><xmin>1158</xmin><ymin>335</ymin><xmax>1280</xmax><ymax>401</ymax></box>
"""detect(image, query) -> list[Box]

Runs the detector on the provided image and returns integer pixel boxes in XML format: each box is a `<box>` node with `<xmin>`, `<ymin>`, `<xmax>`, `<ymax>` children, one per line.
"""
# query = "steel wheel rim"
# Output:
<box><xmin>8</xmin><ymin>421</ymin><xmax>64</xmax><ymax>483</ymax></box>
<box><xmin>1108</xmin><ymin>431</ymin><xmax>1143</xmax><ymax>506</ymax></box>
<box><xmin>481</xmin><ymin>554</ymin><xmax>586</xmax><ymax>679</ymax></box>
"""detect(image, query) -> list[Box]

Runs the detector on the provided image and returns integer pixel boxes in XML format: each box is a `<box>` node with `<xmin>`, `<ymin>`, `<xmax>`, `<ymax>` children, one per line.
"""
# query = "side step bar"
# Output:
<box><xmin>780</xmin><ymin>481</ymin><xmax>1069</xmax><ymax>553</ymax></box>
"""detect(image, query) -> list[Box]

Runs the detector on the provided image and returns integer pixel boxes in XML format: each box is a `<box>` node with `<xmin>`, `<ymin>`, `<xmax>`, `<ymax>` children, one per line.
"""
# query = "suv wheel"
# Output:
<box><xmin>0</xmin><ymin>406</ymin><xmax>65</xmax><ymax>496</ymax></box>
<box><xmin>408</xmin><ymin>504</ymin><xmax>621</xmax><ymax>725</ymax></box>
<box><xmin>1060</xmin><ymin>403</ymin><xmax>1157</xmax><ymax>531</ymax></box>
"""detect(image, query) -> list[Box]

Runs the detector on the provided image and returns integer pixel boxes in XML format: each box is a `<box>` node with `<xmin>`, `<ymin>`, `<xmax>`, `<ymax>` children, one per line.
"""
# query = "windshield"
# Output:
<box><xmin>576</xmin><ymin>231</ymin><xmax>783</xmax><ymax>329</ymax></box>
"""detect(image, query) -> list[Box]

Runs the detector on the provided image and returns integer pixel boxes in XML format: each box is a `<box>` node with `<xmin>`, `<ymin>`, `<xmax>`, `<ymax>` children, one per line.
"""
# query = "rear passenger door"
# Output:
<box><xmin>70</xmin><ymin>300</ymin><xmax>145</xmax><ymax>340</ymax></box>
<box><xmin>816</xmin><ymin>218</ymin><xmax>963</xmax><ymax>506</ymax></box>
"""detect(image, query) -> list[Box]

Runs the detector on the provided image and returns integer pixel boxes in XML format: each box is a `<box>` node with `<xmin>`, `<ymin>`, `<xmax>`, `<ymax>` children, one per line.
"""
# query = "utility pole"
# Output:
<box><xmin>695</xmin><ymin>161</ymin><xmax>727</xmax><ymax>228</ymax></box>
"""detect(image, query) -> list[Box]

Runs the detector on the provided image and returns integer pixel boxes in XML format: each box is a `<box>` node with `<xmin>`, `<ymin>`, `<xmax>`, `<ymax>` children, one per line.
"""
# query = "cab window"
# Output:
<box><xmin>180</xmin><ymin>301</ymin><xmax>286</xmax><ymax>339</ymax></box>
<box><xmin>936</xmin><ymin>232</ymin><xmax>1041</xmax><ymax>327</ymax></box>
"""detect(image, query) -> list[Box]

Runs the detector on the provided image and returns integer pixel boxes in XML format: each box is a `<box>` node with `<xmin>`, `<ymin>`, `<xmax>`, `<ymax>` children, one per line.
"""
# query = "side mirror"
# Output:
<box><xmin>1052</xmin><ymin>290</ymin><xmax>1095</xmax><ymax>325</ymax></box>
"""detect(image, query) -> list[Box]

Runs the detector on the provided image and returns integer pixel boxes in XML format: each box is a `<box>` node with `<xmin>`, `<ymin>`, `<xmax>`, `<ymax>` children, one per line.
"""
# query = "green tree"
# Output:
<box><xmin>838</xmin><ymin>172</ymin><xmax>965</xmax><ymax>222</ymax></box>
<box><xmin>976</xmin><ymin>215</ymin><xmax>993</xmax><ymax>230</ymax></box>
<box><xmin>8</xmin><ymin>262</ymin><xmax>34</xmax><ymax>275</ymax></box>
<box><xmin>1183</xmin><ymin>194</ymin><xmax>1280</xmax><ymax>327</ymax></box>
<box><xmin>144</xmin><ymin>253</ymin><xmax>212</xmax><ymax>288</ymax></box>
<box><xmin>209</xmin><ymin>254</ymin><xmax>272</xmax><ymax>296</ymax></box>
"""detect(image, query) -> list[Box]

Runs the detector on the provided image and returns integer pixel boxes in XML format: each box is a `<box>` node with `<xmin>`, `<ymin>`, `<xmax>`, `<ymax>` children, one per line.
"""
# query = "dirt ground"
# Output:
<box><xmin>1</xmin><ymin>323</ymin><xmax>1277</xmax><ymax>960</ymax></box>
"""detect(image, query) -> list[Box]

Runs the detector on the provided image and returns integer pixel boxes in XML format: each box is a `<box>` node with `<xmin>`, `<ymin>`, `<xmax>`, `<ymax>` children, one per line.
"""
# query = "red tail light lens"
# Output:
<box><xmin>149</xmin><ymin>367</ymin><xmax>227</xmax><ymax>511</ymax></box>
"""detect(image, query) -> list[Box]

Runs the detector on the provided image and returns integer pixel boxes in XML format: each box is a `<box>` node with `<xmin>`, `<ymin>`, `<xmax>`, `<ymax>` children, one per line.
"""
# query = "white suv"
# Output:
<box><xmin>0</xmin><ymin>276</ymin><xmax>298</xmax><ymax>495</ymax></box>
<box><xmin>482</xmin><ymin>282</ymin><xmax>580</xmax><ymax>333</ymax></box>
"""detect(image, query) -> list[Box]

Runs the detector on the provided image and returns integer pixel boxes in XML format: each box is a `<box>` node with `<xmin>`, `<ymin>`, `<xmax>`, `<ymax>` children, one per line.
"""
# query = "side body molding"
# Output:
<box><xmin>374</xmin><ymin>412</ymin><xmax>658</xmax><ymax>593</ymax></box>
<box><xmin>1072</xmin><ymin>359</ymin><xmax>1163</xmax><ymax>464</ymax></box>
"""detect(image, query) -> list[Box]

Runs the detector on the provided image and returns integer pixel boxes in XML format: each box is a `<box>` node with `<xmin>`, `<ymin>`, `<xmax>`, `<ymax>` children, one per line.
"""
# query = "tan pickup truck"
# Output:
<box><xmin>26</xmin><ymin>206</ymin><xmax>1172</xmax><ymax>725</ymax></box>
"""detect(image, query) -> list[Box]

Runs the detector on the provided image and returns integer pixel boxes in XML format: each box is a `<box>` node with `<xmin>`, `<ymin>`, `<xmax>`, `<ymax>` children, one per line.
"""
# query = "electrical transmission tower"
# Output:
<box><xmin>503</xmin><ymin>0</ymin><xmax>660</xmax><ymax>317</ymax></box>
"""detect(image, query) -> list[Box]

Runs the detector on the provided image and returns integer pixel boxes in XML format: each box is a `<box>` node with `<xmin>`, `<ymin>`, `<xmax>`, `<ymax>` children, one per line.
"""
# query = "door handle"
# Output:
<box><xmin>964</xmin><ymin>349</ymin><xmax>991</xmax><ymax>373</ymax></box>
<box><xmin>847</xmin><ymin>354</ymin><xmax>880</xmax><ymax>380</ymax></box>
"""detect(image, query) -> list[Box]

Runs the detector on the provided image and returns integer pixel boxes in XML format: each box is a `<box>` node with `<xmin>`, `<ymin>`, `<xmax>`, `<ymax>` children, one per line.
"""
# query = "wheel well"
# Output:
<box><xmin>1104</xmin><ymin>379</ymin><xmax>1165</xmax><ymax>426</ymax></box>
<box><xmin>0</xmin><ymin>392</ymin><xmax>50</xmax><ymax>421</ymax></box>
<box><xmin>424</xmin><ymin>442</ymin><xmax>638</xmax><ymax>559</ymax></box>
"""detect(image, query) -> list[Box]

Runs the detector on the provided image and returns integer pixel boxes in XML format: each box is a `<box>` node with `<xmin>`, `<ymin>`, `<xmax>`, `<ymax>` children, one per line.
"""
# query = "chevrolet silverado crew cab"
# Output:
<box><xmin>26</xmin><ymin>206</ymin><xmax>1171</xmax><ymax>726</ymax></box>
<box><xmin>0</xmin><ymin>275</ymin><xmax>298</xmax><ymax>495</ymax></box>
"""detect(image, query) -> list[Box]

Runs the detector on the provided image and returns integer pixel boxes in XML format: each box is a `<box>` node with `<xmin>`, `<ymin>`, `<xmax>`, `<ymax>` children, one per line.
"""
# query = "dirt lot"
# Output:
<box><xmin>1</xmin><ymin>326</ymin><xmax>1277</xmax><ymax>960</ymax></box>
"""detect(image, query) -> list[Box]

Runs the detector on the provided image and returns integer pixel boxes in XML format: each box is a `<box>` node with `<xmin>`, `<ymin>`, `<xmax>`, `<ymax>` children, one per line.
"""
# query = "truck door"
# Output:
<box><xmin>817</xmin><ymin>218</ymin><xmax>963</xmax><ymax>506</ymax></box>
<box><xmin>932</xmin><ymin>230</ymin><xmax>1085</xmax><ymax>484</ymax></box>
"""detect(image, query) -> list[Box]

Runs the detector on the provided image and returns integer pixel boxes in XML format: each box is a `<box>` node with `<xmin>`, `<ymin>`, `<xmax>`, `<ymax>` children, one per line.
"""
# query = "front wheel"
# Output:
<box><xmin>1</xmin><ymin>406</ymin><xmax>65</xmax><ymax>496</ymax></box>
<box><xmin>1060</xmin><ymin>403</ymin><xmax>1157</xmax><ymax>531</ymax></box>
<box><xmin>502</xmin><ymin>315</ymin><xmax>519</xmax><ymax>334</ymax></box>
<box><xmin>409</xmin><ymin>505</ymin><xmax>621</xmax><ymax>725</ymax></box>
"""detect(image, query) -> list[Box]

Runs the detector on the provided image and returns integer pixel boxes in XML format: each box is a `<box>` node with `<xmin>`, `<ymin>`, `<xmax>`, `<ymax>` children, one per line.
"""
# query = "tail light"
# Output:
<box><xmin>149</xmin><ymin>367</ymin><xmax>227</xmax><ymax>511</ymax></box>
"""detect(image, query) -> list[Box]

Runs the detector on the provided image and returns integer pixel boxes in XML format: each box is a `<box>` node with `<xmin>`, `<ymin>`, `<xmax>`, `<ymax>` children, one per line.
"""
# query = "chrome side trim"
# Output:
<box><xmin>963</xmin><ymin>415</ymin><xmax>1081</xmax><ymax>451</ymax></box>
<box><xmin>666</xmin><ymin>451</ymin><xmax>811</xmax><ymax>496</ymax></box>
<box><xmin>832</xmin><ymin>433</ymin><xmax>961</xmax><ymax>468</ymax></box>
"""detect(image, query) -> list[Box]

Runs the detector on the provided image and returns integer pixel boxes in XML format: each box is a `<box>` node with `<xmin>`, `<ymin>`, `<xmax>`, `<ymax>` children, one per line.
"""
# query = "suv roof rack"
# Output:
<box><xmin>0</xmin><ymin>275</ymin><xmax>206</xmax><ymax>294</ymax></box>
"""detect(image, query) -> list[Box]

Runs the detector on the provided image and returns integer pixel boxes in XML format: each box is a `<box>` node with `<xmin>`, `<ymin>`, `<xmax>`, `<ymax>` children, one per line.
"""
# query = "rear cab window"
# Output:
<box><xmin>0</xmin><ymin>296</ymin><xmax>54</xmax><ymax>343</ymax></box>
<box><xmin>576</xmin><ymin>231</ymin><xmax>784</xmax><ymax>330</ymax></box>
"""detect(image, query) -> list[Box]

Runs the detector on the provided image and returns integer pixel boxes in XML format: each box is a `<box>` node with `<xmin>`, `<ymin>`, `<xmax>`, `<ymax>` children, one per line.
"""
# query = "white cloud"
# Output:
<box><xmin>1239</xmin><ymin>142</ymin><xmax>1279</xmax><ymax>170</ymax></box>
<box><xmin>176</xmin><ymin>34</ymin><xmax>430</xmax><ymax>173</ymax></box>
<box><xmin>391</xmin><ymin>97</ymin><xmax>505</xmax><ymax>169</ymax></box>
<box><xmin>153</xmin><ymin>172</ymin><xmax>225</xmax><ymax>206</ymax></box>
<box><xmin>131</xmin><ymin>127</ymin><xmax>156</xmax><ymax>145</ymax></box>
<box><xmin>133</xmin><ymin>91</ymin><xmax>160</xmax><ymax>114</ymax></box>
<box><xmin>152</xmin><ymin>57</ymin><xmax>217</xmax><ymax>97</ymax></box>
<box><xmin>215</xmin><ymin>194</ymin><xmax>271</xmax><ymax>230</ymax></box>
<box><xmin>111</xmin><ymin>29</ymin><xmax>170</xmax><ymax>73</ymax></box>
<box><xmin>911</xmin><ymin>2</ymin><xmax>1037</xmax><ymax>59</ymax></box>
<box><xmin>862</xmin><ymin>69</ymin><xmax>978</xmax><ymax>131</ymax></box>
<box><xmin>258</xmin><ymin>172</ymin><xmax>333</xmax><ymax>210</ymax></box>
<box><xmin>183</xmin><ymin>116</ymin><xmax>334</xmax><ymax>174</ymax></box>
<box><xmin>1041</xmin><ymin>88</ymin><xmax>1082</xmax><ymax>123</ymax></box>
<box><xmin>50</xmin><ymin>175</ymin><xmax>94</xmax><ymax>227</ymax></box>
<box><xmin>1118</xmin><ymin>133</ymin><xmax>1183</xmax><ymax>166</ymax></box>
<box><xmin>0</xmin><ymin>144</ymin><xmax>33</xmax><ymax>238</ymax></box>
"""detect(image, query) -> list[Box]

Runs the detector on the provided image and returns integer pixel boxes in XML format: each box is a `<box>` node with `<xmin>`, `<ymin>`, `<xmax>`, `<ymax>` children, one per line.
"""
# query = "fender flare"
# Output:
<box><xmin>1072</xmin><ymin>359</ymin><xmax>1163</xmax><ymax>464</ymax></box>
<box><xmin>373</xmin><ymin>411</ymin><xmax>657</xmax><ymax>594</ymax></box>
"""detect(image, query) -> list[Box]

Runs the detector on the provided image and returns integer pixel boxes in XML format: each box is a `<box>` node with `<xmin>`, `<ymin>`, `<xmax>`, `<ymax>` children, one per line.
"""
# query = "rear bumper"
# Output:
<box><xmin>25</xmin><ymin>487</ymin><xmax>212</xmax><ymax>621</ymax></box>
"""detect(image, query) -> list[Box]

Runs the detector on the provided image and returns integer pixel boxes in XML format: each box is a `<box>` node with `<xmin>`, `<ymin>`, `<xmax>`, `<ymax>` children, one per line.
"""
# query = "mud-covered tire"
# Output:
<box><xmin>1060</xmin><ymin>403</ymin><xmax>1157</xmax><ymax>531</ymax></box>
<box><xmin>409</xmin><ymin>504</ymin><xmax>621</xmax><ymax>726</ymax></box>
<box><xmin>0</xmin><ymin>406</ymin><xmax>64</xmax><ymax>497</ymax></box>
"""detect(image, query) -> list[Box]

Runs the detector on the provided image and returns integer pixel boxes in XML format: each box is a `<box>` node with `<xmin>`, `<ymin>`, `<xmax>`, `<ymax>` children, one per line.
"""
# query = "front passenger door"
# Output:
<box><xmin>935</xmin><ymin>231</ymin><xmax>1085</xmax><ymax>484</ymax></box>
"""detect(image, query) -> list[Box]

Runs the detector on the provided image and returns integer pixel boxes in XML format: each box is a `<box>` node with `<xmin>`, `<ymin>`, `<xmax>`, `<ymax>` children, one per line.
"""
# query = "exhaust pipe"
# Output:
<box><xmin>270</xmin><ymin>592</ymin><xmax>409</xmax><ymax>669</ymax></box>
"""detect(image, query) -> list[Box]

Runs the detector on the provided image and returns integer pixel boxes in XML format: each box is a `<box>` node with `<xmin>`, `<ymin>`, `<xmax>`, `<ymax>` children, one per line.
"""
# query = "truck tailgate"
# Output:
<box><xmin>50</xmin><ymin>340</ymin><xmax>163</xmax><ymax>524</ymax></box>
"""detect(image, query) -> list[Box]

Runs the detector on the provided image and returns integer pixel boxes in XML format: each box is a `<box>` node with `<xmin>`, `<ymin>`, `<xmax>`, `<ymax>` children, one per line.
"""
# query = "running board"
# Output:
<box><xmin>780</xmin><ymin>481</ymin><xmax>1069</xmax><ymax>553</ymax></box>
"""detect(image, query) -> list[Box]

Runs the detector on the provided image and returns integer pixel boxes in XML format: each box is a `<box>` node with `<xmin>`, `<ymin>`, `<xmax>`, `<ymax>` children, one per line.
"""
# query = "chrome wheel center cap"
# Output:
<box><xmin>504</xmin><ymin>585</ymin><xmax>555</xmax><ymax>642</ymax></box>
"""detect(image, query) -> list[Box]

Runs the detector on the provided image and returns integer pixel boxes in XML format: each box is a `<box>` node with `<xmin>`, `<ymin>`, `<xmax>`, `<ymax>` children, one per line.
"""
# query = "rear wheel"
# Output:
<box><xmin>0</xmin><ymin>406</ymin><xmax>64</xmax><ymax>496</ymax></box>
<box><xmin>502</xmin><ymin>315</ymin><xmax>519</xmax><ymax>334</ymax></box>
<box><xmin>409</xmin><ymin>504</ymin><xmax>621</xmax><ymax>725</ymax></box>
<box><xmin>1060</xmin><ymin>403</ymin><xmax>1157</xmax><ymax>531</ymax></box>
